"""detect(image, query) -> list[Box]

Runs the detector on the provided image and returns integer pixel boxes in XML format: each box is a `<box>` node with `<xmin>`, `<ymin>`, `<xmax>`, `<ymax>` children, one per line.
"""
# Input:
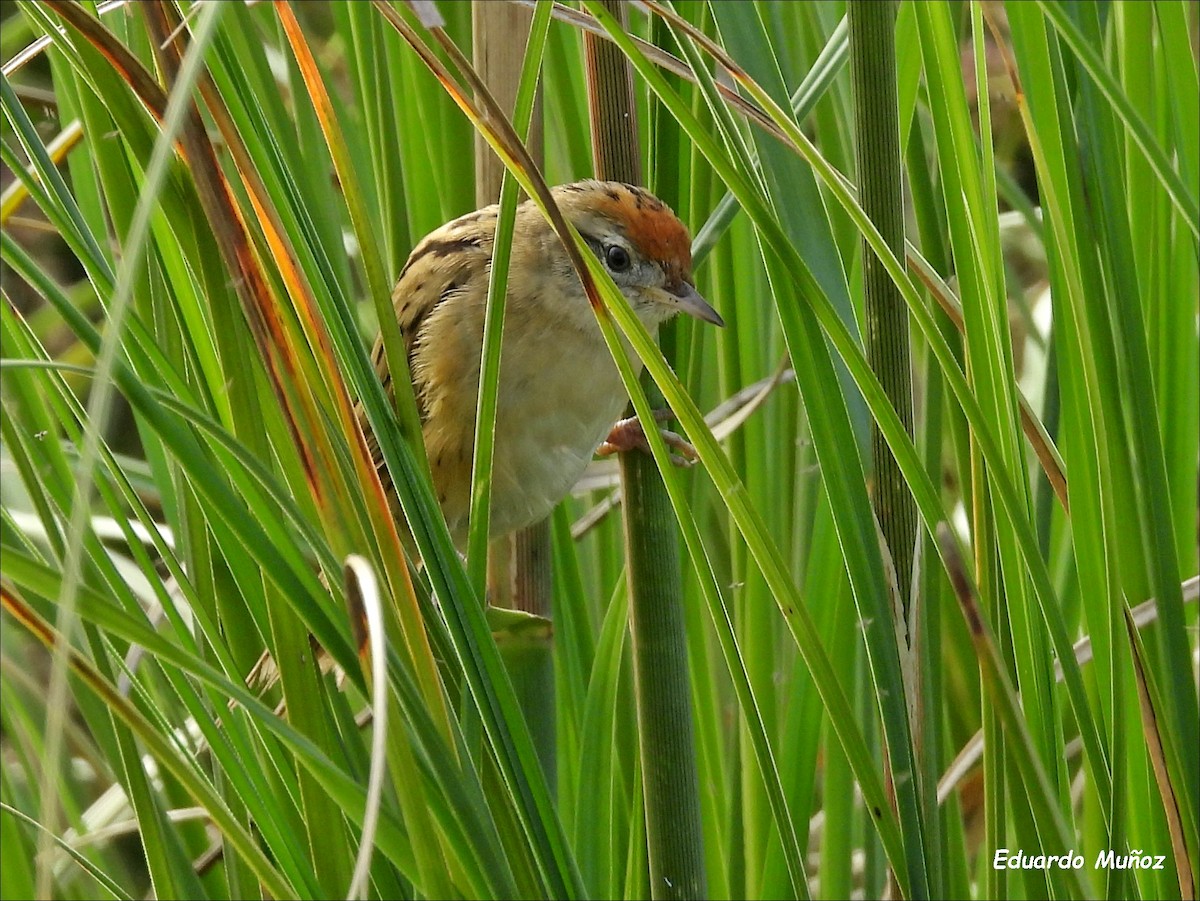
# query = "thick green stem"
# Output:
<box><xmin>621</xmin><ymin>452</ymin><xmax>707</xmax><ymax>900</ymax></box>
<box><xmin>850</xmin><ymin>4</ymin><xmax>921</xmax><ymax>896</ymax></box>
<box><xmin>850</xmin><ymin>0</ymin><xmax>918</xmax><ymax>614</ymax></box>
<box><xmin>585</xmin><ymin>2</ymin><xmax>706</xmax><ymax>896</ymax></box>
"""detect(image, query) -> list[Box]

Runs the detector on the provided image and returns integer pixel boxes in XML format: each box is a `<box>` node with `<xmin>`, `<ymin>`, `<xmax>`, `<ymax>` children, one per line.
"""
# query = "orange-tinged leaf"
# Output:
<box><xmin>1125</xmin><ymin>605</ymin><xmax>1196</xmax><ymax>901</ymax></box>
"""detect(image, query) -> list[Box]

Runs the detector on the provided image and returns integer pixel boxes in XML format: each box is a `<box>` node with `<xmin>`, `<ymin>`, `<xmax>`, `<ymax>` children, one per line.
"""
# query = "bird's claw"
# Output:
<box><xmin>598</xmin><ymin>412</ymin><xmax>698</xmax><ymax>467</ymax></box>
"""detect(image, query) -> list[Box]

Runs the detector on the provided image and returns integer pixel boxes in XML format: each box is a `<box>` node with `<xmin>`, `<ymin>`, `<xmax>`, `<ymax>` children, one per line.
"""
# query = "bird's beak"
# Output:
<box><xmin>669</xmin><ymin>281</ymin><xmax>725</xmax><ymax>327</ymax></box>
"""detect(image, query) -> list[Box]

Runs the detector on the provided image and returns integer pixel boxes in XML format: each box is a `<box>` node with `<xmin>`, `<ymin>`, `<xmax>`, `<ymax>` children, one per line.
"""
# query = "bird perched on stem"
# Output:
<box><xmin>249</xmin><ymin>181</ymin><xmax>721</xmax><ymax>694</ymax></box>
<box><xmin>362</xmin><ymin>179</ymin><xmax>723</xmax><ymax>547</ymax></box>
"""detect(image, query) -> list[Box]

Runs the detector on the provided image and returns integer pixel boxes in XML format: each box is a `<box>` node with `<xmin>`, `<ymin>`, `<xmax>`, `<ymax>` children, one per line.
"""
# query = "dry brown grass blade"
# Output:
<box><xmin>39</xmin><ymin>1</ymin><xmax>172</xmax><ymax>131</ymax></box>
<box><xmin>344</xmin><ymin>558</ymin><xmax>375</xmax><ymax>672</ymax></box>
<box><xmin>1124</xmin><ymin>604</ymin><xmax>1196</xmax><ymax>900</ymax></box>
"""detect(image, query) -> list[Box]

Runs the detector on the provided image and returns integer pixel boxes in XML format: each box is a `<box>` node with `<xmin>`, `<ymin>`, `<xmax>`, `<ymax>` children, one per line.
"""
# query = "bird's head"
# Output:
<box><xmin>552</xmin><ymin>180</ymin><xmax>724</xmax><ymax>329</ymax></box>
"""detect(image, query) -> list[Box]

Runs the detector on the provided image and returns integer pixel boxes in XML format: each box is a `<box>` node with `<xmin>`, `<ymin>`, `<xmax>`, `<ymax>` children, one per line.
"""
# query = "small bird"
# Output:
<box><xmin>249</xmin><ymin>182</ymin><xmax>721</xmax><ymax>693</ymax></box>
<box><xmin>362</xmin><ymin>180</ymin><xmax>723</xmax><ymax>547</ymax></box>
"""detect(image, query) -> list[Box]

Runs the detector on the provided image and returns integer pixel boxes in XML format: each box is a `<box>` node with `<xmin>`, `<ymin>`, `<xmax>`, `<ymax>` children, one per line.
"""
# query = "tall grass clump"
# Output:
<box><xmin>2</xmin><ymin>2</ymin><xmax>1196</xmax><ymax>899</ymax></box>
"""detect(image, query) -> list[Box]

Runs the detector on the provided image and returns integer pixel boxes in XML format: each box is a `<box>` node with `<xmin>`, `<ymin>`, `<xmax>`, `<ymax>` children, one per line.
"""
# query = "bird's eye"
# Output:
<box><xmin>605</xmin><ymin>245</ymin><xmax>632</xmax><ymax>273</ymax></box>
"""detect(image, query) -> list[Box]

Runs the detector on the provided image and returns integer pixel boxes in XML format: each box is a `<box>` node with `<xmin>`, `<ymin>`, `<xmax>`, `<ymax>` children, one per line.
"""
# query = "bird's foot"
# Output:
<box><xmin>597</xmin><ymin>410</ymin><xmax>697</xmax><ymax>467</ymax></box>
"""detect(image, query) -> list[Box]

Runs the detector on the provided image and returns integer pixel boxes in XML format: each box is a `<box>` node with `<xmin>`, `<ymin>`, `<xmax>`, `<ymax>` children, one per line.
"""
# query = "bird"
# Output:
<box><xmin>247</xmin><ymin>181</ymin><xmax>722</xmax><ymax>694</ymax></box>
<box><xmin>360</xmin><ymin>179</ymin><xmax>723</xmax><ymax>548</ymax></box>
